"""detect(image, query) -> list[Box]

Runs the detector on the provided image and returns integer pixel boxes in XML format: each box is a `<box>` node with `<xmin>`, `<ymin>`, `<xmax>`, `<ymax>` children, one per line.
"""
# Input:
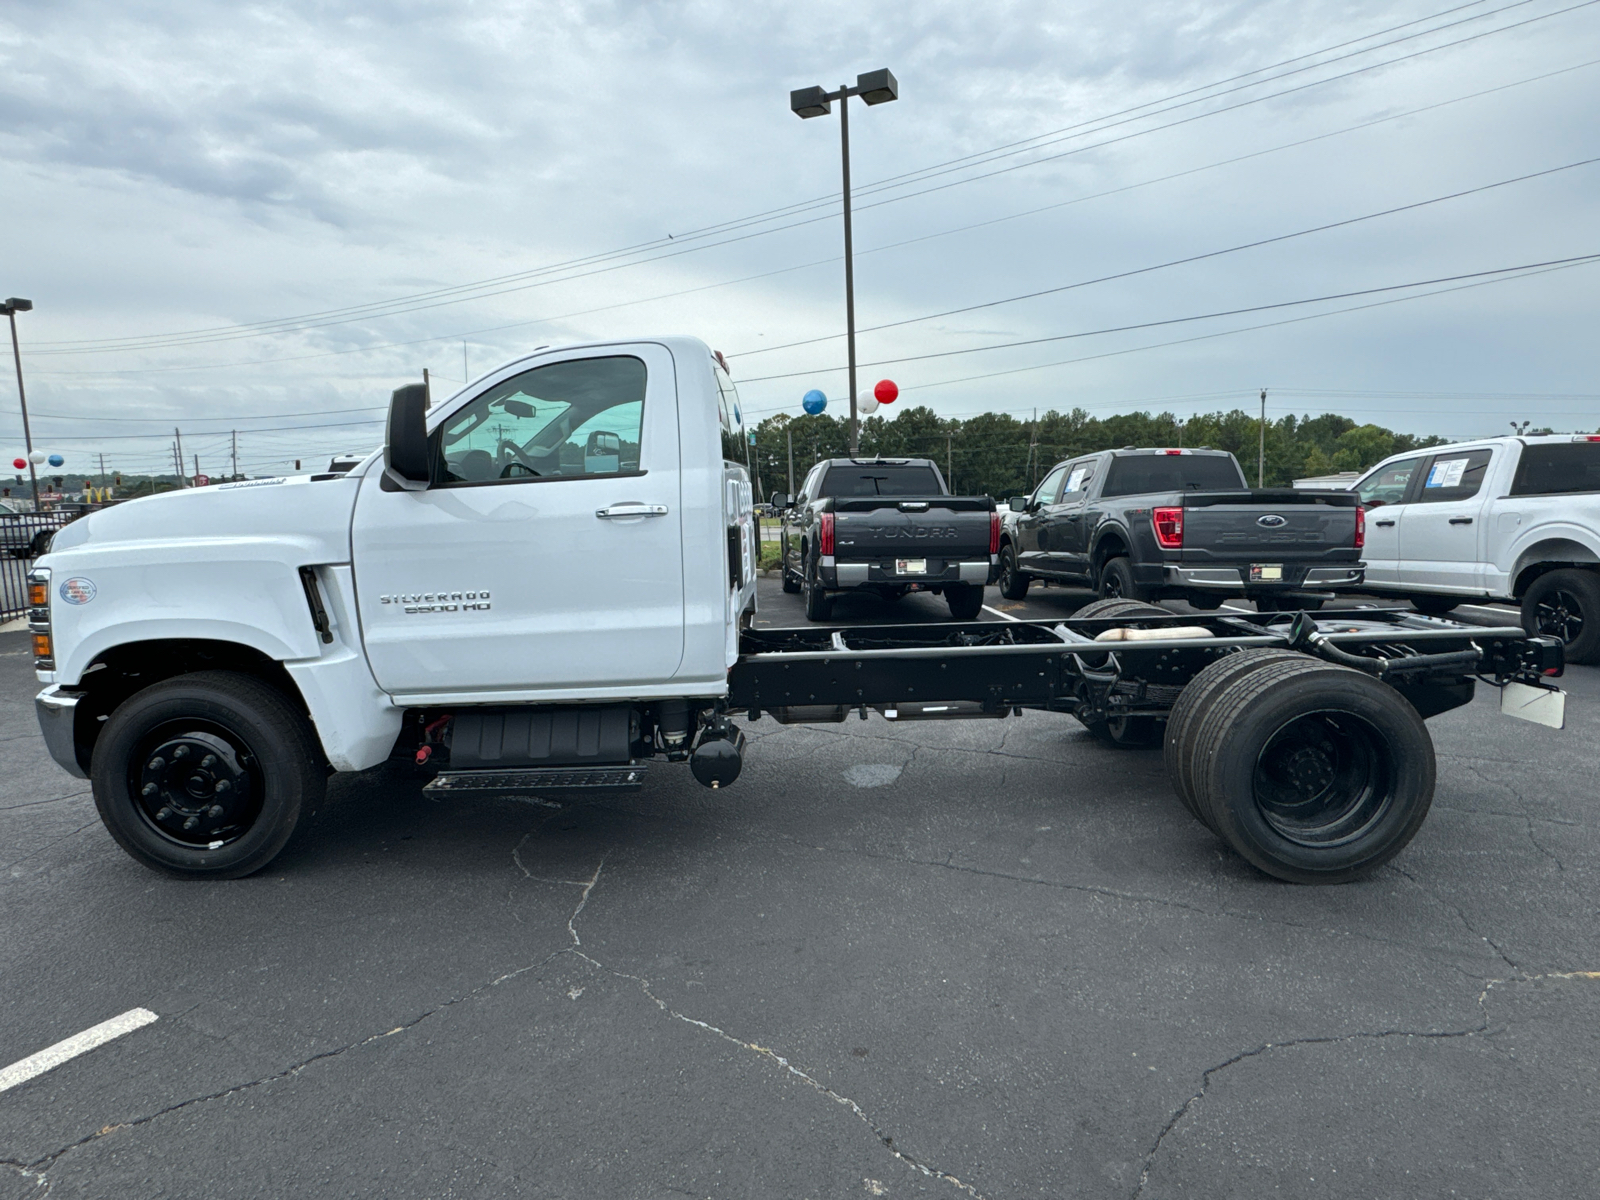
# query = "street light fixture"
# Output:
<box><xmin>0</xmin><ymin>297</ymin><xmax>39</xmax><ymax>511</ymax></box>
<box><xmin>790</xmin><ymin>68</ymin><xmax>899</xmax><ymax>456</ymax></box>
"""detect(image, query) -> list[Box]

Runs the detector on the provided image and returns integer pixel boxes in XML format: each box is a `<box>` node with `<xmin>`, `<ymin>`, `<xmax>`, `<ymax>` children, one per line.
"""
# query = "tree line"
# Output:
<box><xmin>747</xmin><ymin>405</ymin><xmax>1455</xmax><ymax>501</ymax></box>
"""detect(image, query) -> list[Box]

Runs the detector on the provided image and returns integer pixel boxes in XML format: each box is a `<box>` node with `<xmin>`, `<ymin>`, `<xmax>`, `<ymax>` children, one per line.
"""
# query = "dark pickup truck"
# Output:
<box><xmin>772</xmin><ymin>457</ymin><xmax>999</xmax><ymax>621</ymax></box>
<box><xmin>998</xmin><ymin>448</ymin><xmax>1364</xmax><ymax>610</ymax></box>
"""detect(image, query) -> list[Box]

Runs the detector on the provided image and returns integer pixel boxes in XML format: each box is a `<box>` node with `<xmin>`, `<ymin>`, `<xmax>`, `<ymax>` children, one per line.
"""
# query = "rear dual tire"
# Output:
<box><xmin>1165</xmin><ymin>654</ymin><xmax>1434</xmax><ymax>883</ymax></box>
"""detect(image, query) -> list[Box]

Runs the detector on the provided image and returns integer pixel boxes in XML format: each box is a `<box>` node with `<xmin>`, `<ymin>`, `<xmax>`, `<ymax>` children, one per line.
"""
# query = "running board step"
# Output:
<box><xmin>423</xmin><ymin>765</ymin><xmax>648</xmax><ymax>795</ymax></box>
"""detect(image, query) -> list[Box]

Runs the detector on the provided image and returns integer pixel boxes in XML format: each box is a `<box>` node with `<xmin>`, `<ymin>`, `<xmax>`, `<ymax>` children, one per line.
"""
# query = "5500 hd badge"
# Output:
<box><xmin>380</xmin><ymin>591</ymin><xmax>491</xmax><ymax>614</ymax></box>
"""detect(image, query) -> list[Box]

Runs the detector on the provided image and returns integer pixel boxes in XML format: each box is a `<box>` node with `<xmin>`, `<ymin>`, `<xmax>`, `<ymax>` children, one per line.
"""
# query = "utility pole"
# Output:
<box><xmin>2</xmin><ymin>298</ymin><xmax>40</xmax><ymax>511</ymax></box>
<box><xmin>231</xmin><ymin>430</ymin><xmax>238</xmax><ymax>481</ymax></box>
<box><xmin>170</xmin><ymin>440</ymin><xmax>183</xmax><ymax>486</ymax></box>
<box><xmin>947</xmin><ymin>431</ymin><xmax>953</xmax><ymax>490</ymax></box>
<box><xmin>193</xmin><ymin>454</ymin><xmax>200</xmax><ymax>484</ymax></box>
<box><xmin>174</xmin><ymin>428</ymin><xmax>187</xmax><ymax>487</ymax></box>
<box><xmin>1028</xmin><ymin>407</ymin><xmax>1039</xmax><ymax>487</ymax></box>
<box><xmin>463</xmin><ymin>340</ymin><xmax>469</xmax><ymax>383</ymax></box>
<box><xmin>423</xmin><ymin>367</ymin><xmax>432</xmax><ymax>408</ymax></box>
<box><xmin>1258</xmin><ymin>388</ymin><xmax>1267</xmax><ymax>487</ymax></box>
<box><xmin>786</xmin><ymin>427</ymin><xmax>794</xmax><ymax>495</ymax></box>
<box><xmin>98</xmin><ymin>452</ymin><xmax>107</xmax><ymax>489</ymax></box>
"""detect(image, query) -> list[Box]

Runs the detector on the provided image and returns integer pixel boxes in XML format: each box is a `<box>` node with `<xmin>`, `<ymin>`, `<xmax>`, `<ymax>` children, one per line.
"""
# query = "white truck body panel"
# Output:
<box><xmin>35</xmin><ymin>335</ymin><xmax>756</xmax><ymax>771</ymax></box>
<box><xmin>1355</xmin><ymin>437</ymin><xmax>1600</xmax><ymax>600</ymax></box>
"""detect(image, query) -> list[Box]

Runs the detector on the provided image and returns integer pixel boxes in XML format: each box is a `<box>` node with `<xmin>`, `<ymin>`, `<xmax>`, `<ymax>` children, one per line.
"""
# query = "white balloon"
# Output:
<box><xmin>857</xmin><ymin>389</ymin><xmax>879</xmax><ymax>416</ymax></box>
<box><xmin>28</xmin><ymin>450</ymin><xmax>45</xmax><ymax>465</ymax></box>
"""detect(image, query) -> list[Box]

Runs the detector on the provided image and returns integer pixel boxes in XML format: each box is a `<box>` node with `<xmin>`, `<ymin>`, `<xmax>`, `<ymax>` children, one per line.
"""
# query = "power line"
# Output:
<box><xmin>28</xmin><ymin>0</ymin><xmax>1589</xmax><ymax>357</ymax></box>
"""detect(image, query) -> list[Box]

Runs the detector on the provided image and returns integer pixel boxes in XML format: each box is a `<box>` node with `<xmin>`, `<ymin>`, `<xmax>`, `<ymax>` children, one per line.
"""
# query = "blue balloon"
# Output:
<box><xmin>801</xmin><ymin>389</ymin><xmax>827</xmax><ymax>416</ymax></box>
<box><xmin>47</xmin><ymin>454</ymin><xmax>64</xmax><ymax>467</ymax></box>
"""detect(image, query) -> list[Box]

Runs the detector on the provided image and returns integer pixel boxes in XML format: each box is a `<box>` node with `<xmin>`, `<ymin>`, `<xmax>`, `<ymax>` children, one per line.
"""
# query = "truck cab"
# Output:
<box><xmin>31</xmin><ymin>338</ymin><xmax>757</xmax><ymax>877</ymax></box>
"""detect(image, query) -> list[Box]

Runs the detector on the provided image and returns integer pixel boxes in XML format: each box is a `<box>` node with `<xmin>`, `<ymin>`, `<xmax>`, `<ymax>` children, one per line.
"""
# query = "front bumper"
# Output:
<box><xmin>1164</xmin><ymin>564</ymin><xmax>1365</xmax><ymax>591</ymax></box>
<box><xmin>823</xmin><ymin>556</ymin><xmax>997</xmax><ymax>589</ymax></box>
<box><xmin>35</xmin><ymin>685</ymin><xmax>87</xmax><ymax>778</ymax></box>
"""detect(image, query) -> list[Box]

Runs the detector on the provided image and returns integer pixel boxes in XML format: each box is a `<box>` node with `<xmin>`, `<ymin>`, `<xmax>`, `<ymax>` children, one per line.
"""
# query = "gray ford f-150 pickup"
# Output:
<box><xmin>998</xmin><ymin>448</ymin><xmax>1364</xmax><ymax>610</ymax></box>
<box><xmin>773</xmin><ymin>457</ymin><xmax>999</xmax><ymax>621</ymax></box>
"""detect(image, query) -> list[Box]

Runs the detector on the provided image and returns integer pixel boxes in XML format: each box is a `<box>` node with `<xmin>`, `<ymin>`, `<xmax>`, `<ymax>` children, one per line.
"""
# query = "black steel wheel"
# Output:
<box><xmin>998</xmin><ymin>543</ymin><xmax>1030</xmax><ymax>600</ymax></box>
<box><xmin>92</xmin><ymin>671</ymin><xmax>326</xmax><ymax>879</ymax></box>
<box><xmin>1186</xmin><ymin>658</ymin><xmax>1434</xmax><ymax>884</ymax></box>
<box><xmin>1521</xmin><ymin>568</ymin><xmax>1600</xmax><ymax>664</ymax></box>
<box><xmin>1163</xmin><ymin>649</ymin><xmax>1306</xmax><ymax>829</ymax></box>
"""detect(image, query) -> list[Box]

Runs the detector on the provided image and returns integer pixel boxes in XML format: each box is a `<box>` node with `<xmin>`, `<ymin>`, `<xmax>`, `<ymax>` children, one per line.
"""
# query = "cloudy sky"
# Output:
<box><xmin>2</xmin><ymin>0</ymin><xmax>1598</xmax><ymax>479</ymax></box>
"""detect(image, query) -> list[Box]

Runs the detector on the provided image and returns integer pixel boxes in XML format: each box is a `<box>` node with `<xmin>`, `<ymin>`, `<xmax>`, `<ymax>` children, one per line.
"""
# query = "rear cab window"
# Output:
<box><xmin>820</xmin><ymin>464</ymin><xmax>943</xmax><ymax>497</ymax></box>
<box><xmin>1101</xmin><ymin>453</ymin><xmax>1247</xmax><ymax>498</ymax></box>
<box><xmin>1414</xmin><ymin>449</ymin><xmax>1492</xmax><ymax>503</ymax></box>
<box><xmin>1511</xmin><ymin>442</ymin><xmax>1600</xmax><ymax>496</ymax></box>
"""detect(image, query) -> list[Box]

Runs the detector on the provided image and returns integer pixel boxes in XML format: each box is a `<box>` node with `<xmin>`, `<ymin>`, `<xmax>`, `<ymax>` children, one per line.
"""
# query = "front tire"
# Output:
<box><xmin>1521</xmin><ymin>568</ymin><xmax>1600</xmax><ymax>664</ymax></box>
<box><xmin>998</xmin><ymin>543</ymin><xmax>1030</xmax><ymax>600</ymax></box>
<box><xmin>91</xmin><ymin>671</ymin><xmax>326</xmax><ymax>879</ymax></box>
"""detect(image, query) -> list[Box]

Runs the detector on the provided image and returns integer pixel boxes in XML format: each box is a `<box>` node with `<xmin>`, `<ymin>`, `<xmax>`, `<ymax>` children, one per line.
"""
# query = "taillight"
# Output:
<box><xmin>819</xmin><ymin>511</ymin><xmax>835</xmax><ymax>556</ymax></box>
<box><xmin>1152</xmin><ymin>507</ymin><xmax>1183</xmax><ymax>548</ymax></box>
<box><xmin>1354</xmin><ymin>505</ymin><xmax>1365</xmax><ymax>550</ymax></box>
<box><xmin>989</xmin><ymin>510</ymin><xmax>1000</xmax><ymax>554</ymax></box>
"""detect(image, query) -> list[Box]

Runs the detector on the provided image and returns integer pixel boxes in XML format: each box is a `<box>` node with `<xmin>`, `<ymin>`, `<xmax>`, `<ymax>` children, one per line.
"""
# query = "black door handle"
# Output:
<box><xmin>1448</xmin><ymin>517</ymin><xmax>1473</xmax><ymax>525</ymax></box>
<box><xmin>1375</xmin><ymin>519</ymin><xmax>1396</xmax><ymax>528</ymax></box>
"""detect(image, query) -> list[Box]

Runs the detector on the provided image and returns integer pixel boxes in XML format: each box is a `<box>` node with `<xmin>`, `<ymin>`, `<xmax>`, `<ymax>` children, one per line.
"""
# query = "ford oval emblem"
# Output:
<box><xmin>1257</xmin><ymin>514</ymin><xmax>1288</xmax><ymax>528</ymax></box>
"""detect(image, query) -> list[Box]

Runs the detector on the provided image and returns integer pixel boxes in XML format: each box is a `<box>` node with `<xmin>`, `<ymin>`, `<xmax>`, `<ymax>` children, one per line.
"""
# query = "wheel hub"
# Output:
<box><xmin>135</xmin><ymin>730</ymin><xmax>255</xmax><ymax>846</ymax></box>
<box><xmin>1282</xmin><ymin>746</ymin><xmax>1335</xmax><ymax>795</ymax></box>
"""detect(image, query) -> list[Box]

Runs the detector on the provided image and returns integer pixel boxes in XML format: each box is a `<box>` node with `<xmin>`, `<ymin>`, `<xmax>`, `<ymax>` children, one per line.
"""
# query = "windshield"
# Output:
<box><xmin>820</xmin><ymin>464</ymin><xmax>943</xmax><ymax>497</ymax></box>
<box><xmin>1100</xmin><ymin>454</ymin><xmax>1246</xmax><ymax>497</ymax></box>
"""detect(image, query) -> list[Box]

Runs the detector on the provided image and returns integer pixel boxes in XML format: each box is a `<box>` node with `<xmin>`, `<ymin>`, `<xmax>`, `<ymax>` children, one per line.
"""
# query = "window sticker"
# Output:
<box><xmin>1065</xmin><ymin>466</ymin><xmax>1089</xmax><ymax>493</ymax></box>
<box><xmin>1426</xmin><ymin>458</ymin><xmax>1468</xmax><ymax>488</ymax></box>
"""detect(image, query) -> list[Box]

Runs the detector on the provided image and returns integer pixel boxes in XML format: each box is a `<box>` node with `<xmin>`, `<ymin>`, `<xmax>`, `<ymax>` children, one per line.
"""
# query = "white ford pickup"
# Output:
<box><xmin>27</xmin><ymin>337</ymin><xmax>1568</xmax><ymax>886</ymax></box>
<box><xmin>1350</xmin><ymin>435</ymin><xmax>1600</xmax><ymax>663</ymax></box>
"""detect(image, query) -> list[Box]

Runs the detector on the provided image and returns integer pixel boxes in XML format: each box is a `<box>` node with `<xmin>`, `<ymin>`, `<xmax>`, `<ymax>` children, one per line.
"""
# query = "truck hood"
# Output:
<box><xmin>45</xmin><ymin>473</ymin><xmax>360</xmax><ymax>563</ymax></box>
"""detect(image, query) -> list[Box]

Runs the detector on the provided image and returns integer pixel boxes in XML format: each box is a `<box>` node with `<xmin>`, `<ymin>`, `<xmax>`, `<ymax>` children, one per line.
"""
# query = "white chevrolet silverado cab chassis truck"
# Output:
<box><xmin>29</xmin><ymin>338</ymin><xmax>1567</xmax><ymax>886</ymax></box>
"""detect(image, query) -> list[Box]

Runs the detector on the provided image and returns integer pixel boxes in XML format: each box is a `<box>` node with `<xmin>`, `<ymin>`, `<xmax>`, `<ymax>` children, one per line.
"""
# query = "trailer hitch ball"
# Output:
<box><xmin>691</xmin><ymin>730</ymin><xmax>746</xmax><ymax>790</ymax></box>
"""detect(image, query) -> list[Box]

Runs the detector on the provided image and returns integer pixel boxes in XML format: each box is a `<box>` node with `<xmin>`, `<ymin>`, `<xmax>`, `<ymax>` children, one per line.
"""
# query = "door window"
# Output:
<box><xmin>1062</xmin><ymin>462</ymin><xmax>1093</xmax><ymax>496</ymax></box>
<box><xmin>1414</xmin><ymin>449</ymin><xmax>1492</xmax><ymax>503</ymax></box>
<box><xmin>436</xmin><ymin>355</ymin><xmax>646</xmax><ymax>485</ymax></box>
<box><xmin>1356</xmin><ymin>457</ymin><xmax>1422</xmax><ymax>509</ymax></box>
<box><xmin>1035</xmin><ymin>466</ymin><xmax>1068</xmax><ymax>506</ymax></box>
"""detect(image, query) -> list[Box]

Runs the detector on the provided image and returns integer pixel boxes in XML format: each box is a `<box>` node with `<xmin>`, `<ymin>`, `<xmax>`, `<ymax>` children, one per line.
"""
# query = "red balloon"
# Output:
<box><xmin>11</xmin><ymin>458</ymin><xmax>24</xmax><ymax>470</ymax></box>
<box><xmin>874</xmin><ymin>379</ymin><xmax>899</xmax><ymax>404</ymax></box>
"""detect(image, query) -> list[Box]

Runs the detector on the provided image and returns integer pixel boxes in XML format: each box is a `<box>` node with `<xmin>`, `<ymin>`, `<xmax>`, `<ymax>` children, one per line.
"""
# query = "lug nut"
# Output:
<box><xmin>182</xmin><ymin>816</ymin><xmax>199</xmax><ymax>831</ymax></box>
<box><xmin>156</xmin><ymin>807</ymin><xmax>172</xmax><ymax>821</ymax></box>
<box><xmin>141</xmin><ymin>783</ymin><xmax>159</xmax><ymax>797</ymax></box>
<box><xmin>173</xmin><ymin>746</ymin><xmax>189</xmax><ymax>759</ymax></box>
<box><xmin>148</xmin><ymin>756</ymin><xmax>165</xmax><ymax>771</ymax></box>
<box><xmin>206</xmin><ymin>805</ymin><xmax>225</xmax><ymax>820</ymax></box>
<box><xmin>214</xmin><ymin>780</ymin><xmax>231</xmax><ymax>793</ymax></box>
<box><xmin>201</xmin><ymin>754</ymin><xmax>217</xmax><ymax>769</ymax></box>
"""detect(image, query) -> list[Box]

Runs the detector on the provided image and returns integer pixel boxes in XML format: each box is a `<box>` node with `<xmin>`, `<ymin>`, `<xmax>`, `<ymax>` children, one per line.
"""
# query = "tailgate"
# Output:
<box><xmin>1180</xmin><ymin>490</ymin><xmax>1359</xmax><ymax>563</ymax></box>
<box><xmin>833</xmin><ymin>497</ymin><xmax>993</xmax><ymax>561</ymax></box>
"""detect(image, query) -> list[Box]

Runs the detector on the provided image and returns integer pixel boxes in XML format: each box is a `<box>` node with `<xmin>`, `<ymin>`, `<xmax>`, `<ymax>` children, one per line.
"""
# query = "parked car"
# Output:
<box><xmin>1348</xmin><ymin>435</ymin><xmax>1600</xmax><ymax>663</ymax></box>
<box><xmin>0</xmin><ymin>501</ymin><xmax>78</xmax><ymax>559</ymax></box>
<box><xmin>770</xmin><ymin>457</ymin><xmax>998</xmax><ymax>620</ymax></box>
<box><xmin>997</xmin><ymin>448</ymin><xmax>1365</xmax><ymax>610</ymax></box>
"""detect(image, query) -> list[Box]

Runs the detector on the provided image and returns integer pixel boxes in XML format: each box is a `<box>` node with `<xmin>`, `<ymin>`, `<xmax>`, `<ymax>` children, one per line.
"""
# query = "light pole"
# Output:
<box><xmin>1</xmin><ymin>298</ymin><xmax>39</xmax><ymax>511</ymax></box>
<box><xmin>791</xmin><ymin>68</ymin><xmax>898</xmax><ymax>458</ymax></box>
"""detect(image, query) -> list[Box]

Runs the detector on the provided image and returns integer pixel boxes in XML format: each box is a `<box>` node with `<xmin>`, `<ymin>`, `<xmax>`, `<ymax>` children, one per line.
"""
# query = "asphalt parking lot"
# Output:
<box><xmin>3</xmin><ymin>584</ymin><xmax>1597</xmax><ymax>1199</ymax></box>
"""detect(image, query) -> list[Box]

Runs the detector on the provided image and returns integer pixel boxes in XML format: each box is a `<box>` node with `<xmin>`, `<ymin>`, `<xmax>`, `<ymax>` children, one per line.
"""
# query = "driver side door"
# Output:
<box><xmin>350</xmin><ymin>343</ymin><xmax>684</xmax><ymax>698</ymax></box>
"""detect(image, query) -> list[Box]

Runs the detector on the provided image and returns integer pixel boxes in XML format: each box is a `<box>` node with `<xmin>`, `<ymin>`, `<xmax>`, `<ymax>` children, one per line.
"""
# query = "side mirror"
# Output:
<box><xmin>1008</xmin><ymin>495</ymin><xmax>1031</xmax><ymax>514</ymax></box>
<box><xmin>384</xmin><ymin>383</ymin><xmax>431</xmax><ymax>489</ymax></box>
<box><xmin>768</xmin><ymin>492</ymin><xmax>789</xmax><ymax>509</ymax></box>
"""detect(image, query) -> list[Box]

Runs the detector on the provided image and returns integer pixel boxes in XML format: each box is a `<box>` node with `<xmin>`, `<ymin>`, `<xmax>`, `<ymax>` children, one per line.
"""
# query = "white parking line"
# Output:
<box><xmin>0</xmin><ymin>1008</ymin><xmax>158</xmax><ymax>1094</ymax></box>
<box><xmin>982</xmin><ymin>605</ymin><xmax>1021</xmax><ymax>622</ymax></box>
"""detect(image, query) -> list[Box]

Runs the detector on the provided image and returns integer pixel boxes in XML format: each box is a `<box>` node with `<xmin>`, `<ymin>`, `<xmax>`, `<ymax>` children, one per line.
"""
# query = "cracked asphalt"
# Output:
<box><xmin>3</xmin><ymin>578</ymin><xmax>1598</xmax><ymax>1199</ymax></box>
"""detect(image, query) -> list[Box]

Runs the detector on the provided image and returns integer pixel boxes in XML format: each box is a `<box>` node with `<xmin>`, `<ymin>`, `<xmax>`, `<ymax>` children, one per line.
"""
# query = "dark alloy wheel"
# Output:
<box><xmin>1185</xmin><ymin>658</ymin><xmax>1434</xmax><ymax>884</ymax></box>
<box><xmin>92</xmin><ymin>671</ymin><xmax>326</xmax><ymax>879</ymax></box>
<box><xmin>998</xmin><ymin>543</ymin><xmax>1030</xmax><ymax>600</ymax></box>
<box><xmin>1521</xmin><ymin>568</ymin><xmax>1600</xmax><ymax>664</ymax></box>
<box><xmin>1098</xmin><ymin>556</ymin><xmax>1155</xmax><ymax>604</ymax></box>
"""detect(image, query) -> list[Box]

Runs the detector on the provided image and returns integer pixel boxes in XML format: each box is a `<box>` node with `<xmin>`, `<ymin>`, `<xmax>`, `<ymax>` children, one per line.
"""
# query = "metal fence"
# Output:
<box><xmin>0</xmin><ymin>514</ymin><xmax>72</xmax><ymax>622</ymax></box>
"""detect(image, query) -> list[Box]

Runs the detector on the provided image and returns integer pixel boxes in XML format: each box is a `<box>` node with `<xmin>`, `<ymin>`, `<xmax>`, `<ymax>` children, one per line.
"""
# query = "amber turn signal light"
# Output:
<box><xmin>28</xmin><ymin>581</ymin><xmax>48</xmax><ymax>607</ymax></box>
<box><xmin>32</xmin><ymin>631</ymin><xmax>53</xmax><ymax>661</ymax></box>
